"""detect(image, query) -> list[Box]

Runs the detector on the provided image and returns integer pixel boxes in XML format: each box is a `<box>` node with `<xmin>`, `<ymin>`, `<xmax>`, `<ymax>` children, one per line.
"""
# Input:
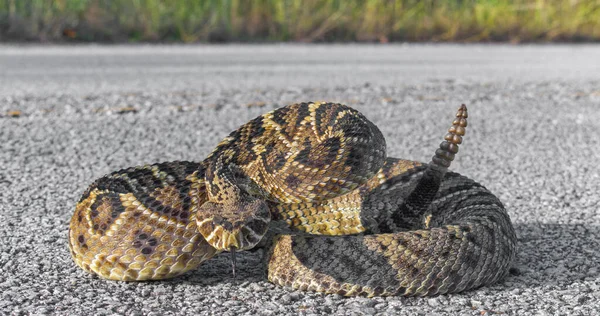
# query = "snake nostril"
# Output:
<box><xmin>147</xmin><ymin>238</ymin><xmax>158</xmax><ymax>246</ymax></box>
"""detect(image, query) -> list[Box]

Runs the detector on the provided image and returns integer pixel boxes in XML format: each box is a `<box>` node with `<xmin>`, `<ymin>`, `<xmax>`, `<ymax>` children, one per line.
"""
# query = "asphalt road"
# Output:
<box><xmin>1</xmin><ymin>44</ymin><xmax>599</xmax><ymax>315</ymax></box>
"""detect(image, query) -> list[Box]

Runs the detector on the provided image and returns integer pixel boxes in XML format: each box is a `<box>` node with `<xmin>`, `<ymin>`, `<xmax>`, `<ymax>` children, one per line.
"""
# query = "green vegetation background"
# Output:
<box><xmin>1</xmin><ymin>0</ymin><xmax>599</xmax><ymax>42</ymax></box>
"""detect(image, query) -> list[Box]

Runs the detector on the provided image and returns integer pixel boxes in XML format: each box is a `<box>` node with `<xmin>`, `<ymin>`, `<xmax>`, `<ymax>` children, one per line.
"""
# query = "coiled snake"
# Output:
<box><xmin>68</xmin><ymin>102</ymin><xmax>517</xmax><ymax>297</ymax></box>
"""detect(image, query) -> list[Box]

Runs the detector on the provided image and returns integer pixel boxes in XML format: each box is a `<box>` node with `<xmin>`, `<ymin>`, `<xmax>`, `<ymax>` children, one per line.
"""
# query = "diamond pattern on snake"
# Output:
<box><xmin>68</xmin><ymin>102</ymin><xmax>517</xmax><ymax>297</ymax></box>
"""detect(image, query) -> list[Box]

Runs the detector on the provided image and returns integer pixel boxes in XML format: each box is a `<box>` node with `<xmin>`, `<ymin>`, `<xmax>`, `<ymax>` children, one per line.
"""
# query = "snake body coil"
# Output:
<box><xmin>69</xmin><ymin>102</ymin><xmax>517</xmax><ymax>296</ymax></box>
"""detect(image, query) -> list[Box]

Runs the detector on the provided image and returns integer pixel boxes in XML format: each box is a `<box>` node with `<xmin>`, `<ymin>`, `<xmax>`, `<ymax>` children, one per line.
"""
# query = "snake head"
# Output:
<box><xmin>196</xmin><ymin>199</ymin><xmax>271</xmax><ymax>251</ymax></box>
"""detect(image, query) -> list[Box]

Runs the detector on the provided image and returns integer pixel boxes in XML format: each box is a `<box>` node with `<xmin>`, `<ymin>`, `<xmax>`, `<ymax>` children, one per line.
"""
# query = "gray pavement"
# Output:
<box><xmin>1</xmin><ymin>44</ymin><xmax>599</xmax><ymax>315</ymax></box>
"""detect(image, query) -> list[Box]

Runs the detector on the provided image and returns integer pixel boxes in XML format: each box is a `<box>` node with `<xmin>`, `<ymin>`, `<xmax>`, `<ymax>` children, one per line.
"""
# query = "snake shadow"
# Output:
<box><xmin>507</xmin><ymin>223</ymin><xmax>600</xmax><ymax>290</ymax></box>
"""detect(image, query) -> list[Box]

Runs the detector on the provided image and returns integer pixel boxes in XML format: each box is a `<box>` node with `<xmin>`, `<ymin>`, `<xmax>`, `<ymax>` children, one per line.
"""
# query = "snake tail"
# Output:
<box><xmin>393</xmin><ymin>104</ymin><xmax>468</xmax><ymax>229</ymax></box>
<box><xmin>267</xmin><ymin>104</ymin><xmax>516</xmax><ymax>297</ymax></box>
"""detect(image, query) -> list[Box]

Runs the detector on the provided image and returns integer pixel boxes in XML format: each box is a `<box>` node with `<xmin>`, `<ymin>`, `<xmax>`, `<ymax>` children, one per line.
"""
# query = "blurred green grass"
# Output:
<box><xmin>1</xmin><ymin>0</ymin><xmax>599</xmax><ymax>42</ymax></box>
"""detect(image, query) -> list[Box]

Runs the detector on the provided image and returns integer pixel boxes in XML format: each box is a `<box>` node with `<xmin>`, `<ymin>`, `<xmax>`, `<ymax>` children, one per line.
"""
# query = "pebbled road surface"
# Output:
<box><xmin>1</xmin><ymin>44</ymin><xmax>599</xmax><ymax>315</ymax></box>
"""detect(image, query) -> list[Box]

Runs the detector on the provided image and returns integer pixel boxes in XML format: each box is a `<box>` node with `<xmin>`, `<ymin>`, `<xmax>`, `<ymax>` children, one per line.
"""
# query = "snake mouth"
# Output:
<box><xmin>196</xmin><ymin>198</ymin><xmax>272</xmax><ymax>251</ymax></box>
<box><xmin>196</xmin><ymin>212</ymin><xmax>271</xmax><ymax>251</ymax></box>
<box><xmin>198</xmin><ymin>221</ymin><xmax>268</xmax><ymax>251</ymax></box>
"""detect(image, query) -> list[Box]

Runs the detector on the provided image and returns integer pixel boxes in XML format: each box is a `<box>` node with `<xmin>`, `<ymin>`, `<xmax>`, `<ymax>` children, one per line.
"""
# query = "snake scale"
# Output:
<box><xmin>68</xmin><ymin>102</ymin><xmax>517</xmax><ymax>297</ymax></box>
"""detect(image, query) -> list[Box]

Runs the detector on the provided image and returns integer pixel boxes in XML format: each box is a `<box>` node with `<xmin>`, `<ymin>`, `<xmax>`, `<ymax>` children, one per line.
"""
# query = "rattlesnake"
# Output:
<box><xmin>68</xmin><ymin>102</ymin><xmax>517</xmax><ymax>297</ymax></box>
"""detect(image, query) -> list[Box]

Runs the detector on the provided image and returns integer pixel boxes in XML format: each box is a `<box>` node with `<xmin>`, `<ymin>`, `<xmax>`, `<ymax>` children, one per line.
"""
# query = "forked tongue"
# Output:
<box><xmin>230</xmin><ymin>247</ymin><xmax>237</xmax><ymax>284</ymax></box>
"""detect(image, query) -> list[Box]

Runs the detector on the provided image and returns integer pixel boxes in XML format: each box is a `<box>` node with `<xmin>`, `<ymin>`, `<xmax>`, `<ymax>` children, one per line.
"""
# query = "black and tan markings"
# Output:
<box><xmin>69</xmin><ymin>103</ymin><xmax>517</xmax><ymax>296</ymax></box>
<box><xmin>196</xmin><ymin>102</ymin><xmax>387</xmax><ymax>252</ymax></box>
<box><xmin>69</xmin><ymin>161</ymin><xmax>218</xmax><ymax>281</ymax></box>
<box><xmin>267</xmin><ymin>159</ymin><xmax>517</xmax><ymax>297</ymax></box>
<box><xmin>266</xmin><ymin>104</ymin><xmax>515</xmax><ymax>296</ymax></box>
<box><xmin>203</xmin><ymin>101</ymin><xmax>386</xmax><ymax>204</ymax></box>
